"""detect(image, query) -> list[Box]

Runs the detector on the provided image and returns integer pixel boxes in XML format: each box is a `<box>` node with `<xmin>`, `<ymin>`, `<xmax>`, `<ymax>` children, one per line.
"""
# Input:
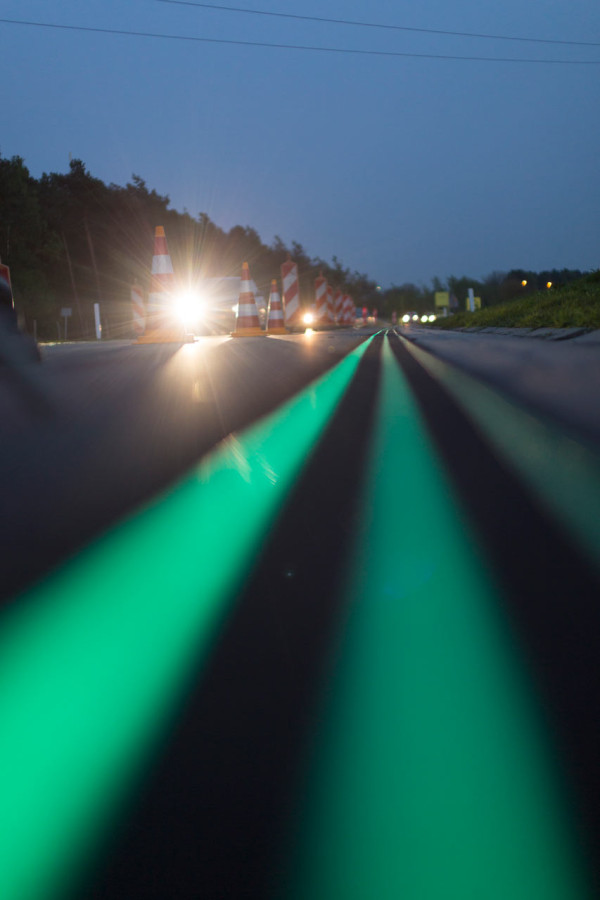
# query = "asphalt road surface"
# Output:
<box><xmin>1</xmin><ymin>327</ymin><xmax>599</xmax><ymax>900</ymax></box>
<box><xmin>403</xmin><ymin>325</ymin><xmax>600</xmax><ymax>445</ymax></box>
<box><xmin>1</xmin><ymin>328</ymin><xmax>372</xmax><ymax>600</ymax></box>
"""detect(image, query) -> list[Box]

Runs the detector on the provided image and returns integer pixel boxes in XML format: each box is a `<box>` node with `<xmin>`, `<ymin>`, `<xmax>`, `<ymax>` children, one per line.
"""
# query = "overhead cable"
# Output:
<box><xmin>1</xmin><ymin>18</ymin><xmax>599</xmax><ymax>63</ymax></box>
<box><xmin>153</xmin><ymin>0</ymin><xmax>600</xmax><ymax>48</ymax></box>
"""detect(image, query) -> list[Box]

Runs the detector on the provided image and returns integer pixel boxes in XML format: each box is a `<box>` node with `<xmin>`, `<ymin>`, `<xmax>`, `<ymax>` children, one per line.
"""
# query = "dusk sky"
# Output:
<box><xmin>1</xmin><ymin>0</ymin><xmax>599</xmax><ymax>287</ymax></box>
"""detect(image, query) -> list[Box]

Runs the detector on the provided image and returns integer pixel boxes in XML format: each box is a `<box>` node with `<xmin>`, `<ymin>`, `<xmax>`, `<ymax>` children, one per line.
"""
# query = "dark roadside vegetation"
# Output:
<box><xmin>436</xmin><ymin>270</ymin><xmax>600</xmax><ymax>330</ymax></box>
<box><xmin>1</xmin><ymin>152</ymin><xmax>596</xmax><ymax>340</ymax></box>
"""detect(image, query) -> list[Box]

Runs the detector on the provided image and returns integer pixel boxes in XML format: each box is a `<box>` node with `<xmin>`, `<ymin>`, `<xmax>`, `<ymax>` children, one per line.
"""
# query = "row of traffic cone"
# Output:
<box><xmin>232</xmin><ymin>264</ymin><xmax>293</xmax><ymax>336</ymax></box>
<box><xmin>133</xmin><ymin>227</ymin><xmax>354</xmax><ymax>342</ymax></box>
<box><xmin>233</xmin><ymin>262</ymin><xmax>355</xmax><ymax>335</ymax></box>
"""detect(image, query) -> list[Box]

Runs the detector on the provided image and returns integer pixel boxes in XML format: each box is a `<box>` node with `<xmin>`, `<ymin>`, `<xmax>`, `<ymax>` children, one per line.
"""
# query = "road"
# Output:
<box><xmin>402</xmin><ymin>325</ymin><xmax>600</xmax><ymax>445</ymax></box>
<box><xmin>0</xmin><ymin>329</ymin><xmax>372</xmax><ymax>600</ymax></box>
<box><xmin>0</xmin><ymin>327</ymin><xmax>599</xmax><ymax>900</ymax></box>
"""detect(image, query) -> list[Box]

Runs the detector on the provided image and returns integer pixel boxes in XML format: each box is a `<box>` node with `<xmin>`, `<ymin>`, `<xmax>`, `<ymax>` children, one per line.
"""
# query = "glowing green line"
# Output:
<box><xmin>284</xmin><ymin>337</ymin><xmax>589</xmax><ymax>899</ymax></box>
<box><xmin>0</xmin><ymin>337</ymin><xmax>373</xmax><ymax>900</ymax></box>
<box><xmin>401</xmin><ymin>336</ymin><xmax>600</xmax><ymax>573</ymax></box>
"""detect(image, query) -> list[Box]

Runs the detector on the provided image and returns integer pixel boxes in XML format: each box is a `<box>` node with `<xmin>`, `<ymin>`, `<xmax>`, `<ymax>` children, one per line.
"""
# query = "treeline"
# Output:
<box><xmin>0</xmin><ymin>153</ymin><xmax>589</xmax><ymax>339</ymax></box>
<box><xmin>0</xmin><ymin>154</ymin><xmax>379</xmax><ymax>339</ymax></box>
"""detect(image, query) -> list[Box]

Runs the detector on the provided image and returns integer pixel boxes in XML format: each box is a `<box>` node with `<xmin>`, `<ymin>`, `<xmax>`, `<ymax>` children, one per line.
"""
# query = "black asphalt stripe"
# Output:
<box><xmin>388</xmin><ymin>331</ymin><xmax>600</xmax><ymax>886</ymax></box>
<box><xmin>81</xmin><ymin>333</ymin><xmax>384</xmax><ymax>900</ymax></box>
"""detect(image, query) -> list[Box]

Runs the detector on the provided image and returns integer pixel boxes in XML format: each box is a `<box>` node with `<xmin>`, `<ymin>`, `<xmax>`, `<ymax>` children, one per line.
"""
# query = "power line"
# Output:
<box><xmin>153</xmin><ymin>0</ymin><xmax>600</xmax><ymax>48</ymax></box>
<box><xmin>1</xmin><ymin>18</ymin><xmax>599</xmax><ymax>63</ymax></box>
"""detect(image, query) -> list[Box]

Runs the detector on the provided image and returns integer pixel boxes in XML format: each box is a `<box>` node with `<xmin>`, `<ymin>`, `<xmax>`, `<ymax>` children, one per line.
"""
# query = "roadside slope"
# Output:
<box><xmin>437</xmin><ymin>271</ymin><xmax>600</xmax><ymax>330</ymax></box>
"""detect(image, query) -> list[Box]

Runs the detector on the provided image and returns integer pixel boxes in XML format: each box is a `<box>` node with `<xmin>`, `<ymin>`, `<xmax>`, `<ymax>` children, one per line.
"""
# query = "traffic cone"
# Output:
<box><xmin>231</xmin><ymin>262</ymin><xmax>265</xmax><ymax>337</ymax></box>
<box><xmin>266</xmin><ymin>279</ymin><xmax>288</xmax><ymax>334</ymax></box>
<box><xmin>135</xmin><ymin>226</ymin><xmax>192</xmax><ymax>344</ymax></box>
<box><xmin>131</xmin><ymin>281</ymin><xmax>146</xmax><ymax>336</ymax></box>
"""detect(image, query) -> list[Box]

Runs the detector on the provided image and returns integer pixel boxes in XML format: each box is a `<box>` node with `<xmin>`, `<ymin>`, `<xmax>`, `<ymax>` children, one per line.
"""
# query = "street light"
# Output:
<box><xmin>521</xmin><ymin>280</ymin><xmax>527</xmax><ymax>287</ymax></box>
<box><xmin>546</xmin><ymin>281</ymin><xmax>553</xmax><ymax>289</ymax></box>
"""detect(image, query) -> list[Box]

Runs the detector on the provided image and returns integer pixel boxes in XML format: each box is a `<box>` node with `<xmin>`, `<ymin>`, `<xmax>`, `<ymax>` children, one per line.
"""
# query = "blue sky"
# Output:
<box><xmin>1</xmin><ymin>0</ymin><xmax>599</xmax><ymax>286</ymax></box>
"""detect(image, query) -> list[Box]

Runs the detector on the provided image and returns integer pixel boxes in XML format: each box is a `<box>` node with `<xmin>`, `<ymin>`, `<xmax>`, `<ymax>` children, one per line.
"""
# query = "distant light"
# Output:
<box><xmin>402</xmin><ymin>314</ymin><xmax>410</xmax><ymax>323</ymax></box>
<box><xmin>546</xmin><ymin>281</ymin><xmax>553</xmax><ymax>289</ymax></box>
<box><xmin>303</xmin><ymin>312</ymin><xmax>314</xmax><ymax>325</ymax></box>
<box><xmin>521</xmin><ymin>280</ymin><xmax>527</xmax><ymax>287</ymax></box>
<box><xmin>231</xmin><ymin>304</ymin><xmax>238</xmax><ymax>313</ymax></box>
<box><xmin>412</xmin><ymin>314</ymin><xmax>419</xmax><ymax>321</ymax></box>
<box><xmin>304</xmin><ymin>327</ymin><xmax>314</xmax><ymax>336</ymax></box>
<box><xmin>429</xmin><ymin>314</ymin><xmax>436</xmax><ymax>322</ymax></box>
<box><xmin>375</xmin><ymin>285</ymin><xmax>382</xmax><ymax>292</ymax></box>
<box><xmin>421</xmin><ymin>315</ymin><xmax>428</xmax><ymax>323</ymax></box>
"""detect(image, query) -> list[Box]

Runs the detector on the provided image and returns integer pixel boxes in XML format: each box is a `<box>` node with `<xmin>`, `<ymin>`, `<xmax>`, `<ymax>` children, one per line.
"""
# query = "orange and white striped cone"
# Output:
<box><xmin>136</xmin><ymin>226</ymin><xmax>191</xmax><ymax>343</ymax></box>
<box><xmin>314</xmin><ymin>272</ymin><xmax>328</xmax><ymax>323</ymax></box>
<box><xmin>232</xmin><ymin>262</ymin><xmax>265</xmax><ymax>337</ymax></box>
<box><xmin>131</xmin><ymin>282</ymin><xmax>146</xmax><ymax>336</ymax></box>
<box><xmin>333</xmin><ymin>288</ymin><xmax>343</xmax><ymax>324</ymax></box>
<box><xmin>281</xmin><ymin>255</ymin><xmax>301</xmax><ymax>328</ymax></box>
<box><xmin>266</xmin><ymin>279</ymin><xmax>288</xmax><ymax>334</ymax></box>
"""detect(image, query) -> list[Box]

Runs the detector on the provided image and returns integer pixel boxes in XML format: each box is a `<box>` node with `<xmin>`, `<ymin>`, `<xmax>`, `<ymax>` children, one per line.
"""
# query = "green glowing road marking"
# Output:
<box><xmin>0</xmin><ymin>337</ymin><xmax>373</xmax><ymax>900</ymax></box>
<box><xmin>284</xmin><ymin>337</ymin><xmax>589</xmax><ymax>900</ymax></box>
<box><xmin>402</xmin><ymin>336</ymin><xmax>600</xmax><ymax>572</ymax></box>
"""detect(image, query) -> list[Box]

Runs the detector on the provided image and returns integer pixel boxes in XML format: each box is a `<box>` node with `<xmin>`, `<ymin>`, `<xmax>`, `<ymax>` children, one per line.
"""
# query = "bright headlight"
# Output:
<box><xmin>174</xmin><ymin>290</ymin><xmax>202</xmax><ymax>323</ymax></box>
<box><xmin>303</xmin><ymin>312</ymin><xmax>314</xmax><ymax>325</ymax></box>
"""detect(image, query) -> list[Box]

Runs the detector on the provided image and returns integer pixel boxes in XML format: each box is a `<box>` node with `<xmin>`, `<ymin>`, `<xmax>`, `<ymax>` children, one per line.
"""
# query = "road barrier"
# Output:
<box><xmin>281</xmin><ymin>255</ymin><xmax>301</xmax><ymax>328</ymax></box>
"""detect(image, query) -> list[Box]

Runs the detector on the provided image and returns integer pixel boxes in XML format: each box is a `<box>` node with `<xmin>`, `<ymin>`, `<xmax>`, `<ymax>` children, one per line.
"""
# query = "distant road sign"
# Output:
<box><xmin>60</xmin><ymin>308</ymin><xmax>72</xmax><ymax>318</ymax></box>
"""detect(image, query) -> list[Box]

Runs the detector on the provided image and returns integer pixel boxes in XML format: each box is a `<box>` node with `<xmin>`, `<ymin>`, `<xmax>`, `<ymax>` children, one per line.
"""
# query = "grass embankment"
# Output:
<box><xmin>436</xmin><ymin>270</ymin><xmax>600</xmax><ymax>330</ymax></box>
